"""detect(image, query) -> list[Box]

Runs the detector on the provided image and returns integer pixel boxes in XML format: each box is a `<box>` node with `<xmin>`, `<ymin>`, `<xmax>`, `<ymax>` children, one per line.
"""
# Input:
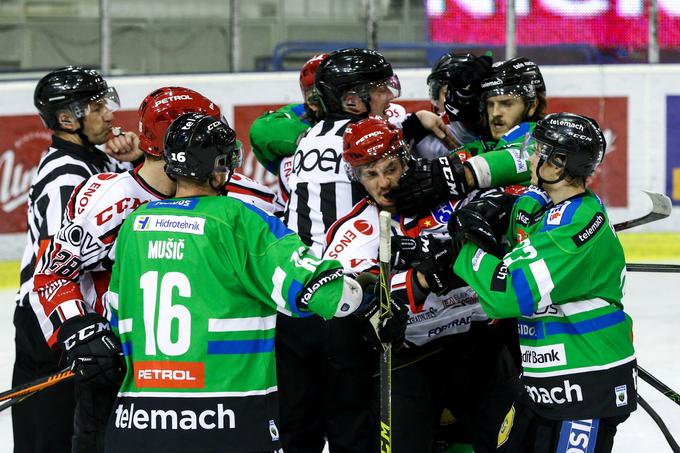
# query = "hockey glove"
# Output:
<box><xmin>470</xmin><ymin>190</ymin><xmax>517</xmax><ymax>240</ymax></box>
<box><xmin>57</xmin><ymin>313</ymin><xmax>125</xmax><ymax>386</ymax></box>
<box><xmin>388</xmin><ymin>155</ymin><xmax>469</xmax><ymax>216</ymax></box>
<box><xmin>353</xmin><ymin>273</ymin><xmax>409</xmax><ymax>350</ymax></box>
<box><xmin>447</xmin><ymin>207</ymin><xmax>504</xmax><ymax>258</ymax></box>
<box><xmin>391</xmin><ymin>234</ymin><xmax>451</xmax><ymax>271</ymax></box>
<box><xmin>413</xmin><ymin>241</ymin><xmax>466</xmax><ymax>295</ymax></box>
<box><xmin>444</xmin><ymin>55</ymin><xmax>493</xmax><ymax>125</ymax></box>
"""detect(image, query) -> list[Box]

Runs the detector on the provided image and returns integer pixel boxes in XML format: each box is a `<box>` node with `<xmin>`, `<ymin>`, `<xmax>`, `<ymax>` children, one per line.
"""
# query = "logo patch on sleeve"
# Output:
<box><xmin>571</xmin><ymin>213</ymin><xmax>605</xmax><ymax>247</ymax></box>
<box><xmin>490</xmin><ymin>263</ymin><xmax>509</xmax><ymax>292</ymax></box>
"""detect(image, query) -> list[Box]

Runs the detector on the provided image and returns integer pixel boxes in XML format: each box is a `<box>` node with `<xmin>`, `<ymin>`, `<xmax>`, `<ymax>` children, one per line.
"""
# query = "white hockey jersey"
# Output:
<box><xmin>33</xmin><ymin>167</ymin><xmax>280</xmax><ymax>346</ymax></box>
<box><xmin>323</xmin><ymin>198</ymin><xmax>487</xmax><ymax>347</ymax></box>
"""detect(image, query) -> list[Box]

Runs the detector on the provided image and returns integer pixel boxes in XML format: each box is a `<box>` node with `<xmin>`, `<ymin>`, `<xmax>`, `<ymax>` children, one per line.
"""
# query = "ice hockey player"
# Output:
<box><xmin>13</xmin><ymin>66</ymin><xmax>137</xmax><ymax>453</ymax></box>
<box><xmin>416</xmin><ymin>52</ymin><xmax>493</xmax><ymax>159</ymax></box>
<box><xmin>278</xmin><ymin>47</ymin><xmax>452</xmax><ymax>453</ymax></box>
<box><xmin>31</xmin><ymin>86</ymin><xmax>229</xmax><ymax>452</ymax></box>
<box><xmin>390</xmin><ymin>56</ymin><xmax>547</xmax><ymax>216</ymax></box>
<box><xmin>448</xmin><ymin>112</ymin><xmax>637</xmax><ymax>453</ymax></box>
<box><xmin>329</xmin><ymin>115</ymin><xmax>489</xmax><ymax>452</ymax></box>
<box><xmin>103</xmin><ymin>112</ymin><xmax>364</xmax><ymax>453</ymax></box>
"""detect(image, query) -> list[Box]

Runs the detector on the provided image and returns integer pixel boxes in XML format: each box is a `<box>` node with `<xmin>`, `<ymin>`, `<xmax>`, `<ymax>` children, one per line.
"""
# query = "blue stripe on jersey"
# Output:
<box><xmin>542</xmin><ymin>197</ymin><xmax>583</xmax><ymax>231</ymax></box>
<box><xmin>502</xmin><ymin>122</ymin><xmax>532</xmax><ymax>142</ymax></box>
<box><xmin>518</xmin><ymin>320</ymin><xmax>545</xmax><ymax>340</ymax></box>
<box><xmin>556</xmin><ymin>419</ymin><xmax>599</xmax><ymax>453</ymax></box>
<box><xmin>511</xmin><ymin>268</ymin><xmax>536</xmax><ymax>316</ymax></box>
<box><xmin>545</xmin><ymin>310</ymin><xmax>626</xmax><ymax>336</ymax></box>
<box><xmin>207</xmin><ymin>338</ymin><xmax>275</xmax><ymax>354</ymax></box>
<box><xmin>244</xmin><ymin>203</ymin><xmax>293</xmax><ymax>239</ymax></box>
<box><xmin>147</xmin><ymin>198</ymin><xmax>198</xmax><ymax>210</ymax></box>
<box><xmin>122</xmin><ymin>341</ymin><xmax>132</xmax><ymax>356</ymax></box>
<box><xmin>286</xmin><ymin>279</ymin><xmax>314</xmax><ymax>318</ymax></box>
<box><xmin>291</xmin><ymin>103</ymin><xmax>310</xmax><ymax>124</ymax></box>
<box><xmin>523</xmin><ymin>189</ymin><xmax>550</xmax><ymax>207</ymax></box>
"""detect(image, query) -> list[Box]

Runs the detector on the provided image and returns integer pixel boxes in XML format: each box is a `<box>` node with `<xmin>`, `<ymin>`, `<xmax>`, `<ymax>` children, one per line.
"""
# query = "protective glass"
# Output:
<box><xmin>215</xmin><ymin>139</ymin><xmax>244</xmax><ymax>173</ymax></box>
<box><xmin>370</xmin><ymin>74</ymin><xmax>402</xmax><ymax>99</ymax></box>
<box><xmin>535</xmin><ymin>139</ymin><xmax>567</xmax><ymax>169</ymax></box>
<box><xmin>481</xmin><ymin>83</ymin><xmax>534</xmax><ymax>103</ymax></box>
<box><xmin>71</xmin><ymin>86</ymin><xmax>121</xmax><ymax>118</ymax></box>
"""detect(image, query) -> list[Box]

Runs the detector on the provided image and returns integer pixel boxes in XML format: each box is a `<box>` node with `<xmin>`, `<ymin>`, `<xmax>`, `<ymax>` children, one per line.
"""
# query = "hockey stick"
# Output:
<box><xmin>378</xmin><ymin>210</ymin><xmax>392</xmax><ymax>452</ymax></box>
<box><xmin>637</xmin><ymin>394</ymin><xmax>680</xmax><ymax>453</ymax></box>
<box><xmin>613</xmin><ymin>191</ymin><xmax>672</xmax><ymax>232</ymax></box>
<box><xmin>626</xmin><ymin>263</ymin><xmax>680</xmax><ymax>273</ymax></box>
<box><xmin>638</xmin><ymin>366</ymin><xmax>680</xmax><ymax>406</ymax></box>
<box><xmin>0</xmin><ymin>367</ymin><xmax>74</xmax><ymax>412</ymax></box>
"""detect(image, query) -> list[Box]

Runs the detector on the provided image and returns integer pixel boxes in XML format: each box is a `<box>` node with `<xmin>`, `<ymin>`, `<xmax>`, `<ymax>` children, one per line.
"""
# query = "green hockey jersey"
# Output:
<box><xmin>462</xmin><ymin>122</ymin><xmax>537</xmax><ymax>189</ymax></box>
<box><xmin>105</xmin><ymin>196</ymin><xmax>344</xmax><ymax>452</ymax></box>
<box><xmin>249</xmin><ymin>103</ymin><xmax>310</xmax><ymax>174</ymax></box>
<box><xmin>454</xmin><ymin>188</ymin><xmax>637</xmax><ymax>420</ymax></box>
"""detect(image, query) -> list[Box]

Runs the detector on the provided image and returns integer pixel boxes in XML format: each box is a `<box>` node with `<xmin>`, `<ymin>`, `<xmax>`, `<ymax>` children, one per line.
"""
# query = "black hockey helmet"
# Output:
<box><xmin>480</xmin><ymin>57</ymin><xmax>545</xmax><ymax>103</ymax></box>
<box><xmin>315</xmin><ymin>48</ymin><xmax>397</xmax><ymax>114</ymax></box>
<box><xmin>163</xmin><ymin>113</ymin><xmax>243</xmax><ymax>182</ymax></box>
<box><xmin>533</xmin><ymin>112</ymin><xmax>606</xmax><ymax>178</ymax></box>
<box><xmin>34</xmin><ymin>66</ymin><xmax>120</xmax><ymax>130</ymax></box>
<box><xmin>427</xmin><ymin>52</ymin><xmax>476</xmax><ymax>105</ymax></box>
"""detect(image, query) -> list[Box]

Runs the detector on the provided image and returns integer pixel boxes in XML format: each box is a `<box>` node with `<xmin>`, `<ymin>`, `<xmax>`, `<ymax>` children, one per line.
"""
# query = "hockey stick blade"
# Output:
<box><xmin>638</xmin><ymin>366</ymin><xmax>680</xmax><ymax>406</ymax></box>
<box><xmin>637</xmin><ymin>394</ymin><xmax>680</xmax><ymax>453</ymax></box>
<box><xmin>627</xmin><ymin>263</ymin><xmax>680</xmax><ymax>273</ymax></box>
<box><xmin>614</xmin><ymin>191</ymin><xmax>672</xmax><ymax>232</ymax></box>
<box><xmin>0</xmin><ymin>367</ymin><xmax>74</xmax><ymax>405</ymax></box>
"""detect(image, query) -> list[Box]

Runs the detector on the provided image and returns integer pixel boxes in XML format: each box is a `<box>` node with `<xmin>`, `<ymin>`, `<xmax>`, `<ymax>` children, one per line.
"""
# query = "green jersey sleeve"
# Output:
<box><xmin>464</xmin><ymin>122</ymin><xmax>536</xmax><ymax>188</ymax></box>
<box><xmin>248</xmin><ymin>103</ymin><xmax>310</xmax><ymax>174</ymax></box>
<box><xmin>454</xmin><ymin>190</ymin><xmax>625</xmax><ymax>319</ymax></box>
<box><xmin>229</xmin><ymin>201</ymin><xmax>344</xmax><ymax>320</ymax></box>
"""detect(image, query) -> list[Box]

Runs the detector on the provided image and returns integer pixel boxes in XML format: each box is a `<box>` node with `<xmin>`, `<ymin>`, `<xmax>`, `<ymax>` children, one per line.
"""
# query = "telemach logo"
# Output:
<box><xmin>114</xmin><ymin>402</ymin><xmax>235</xmax><ymax>431</ymax></box>
<box><xmin>525</xmin><ymin>379</ymin><xmax>583</xmax><ymax>405</ymax></box>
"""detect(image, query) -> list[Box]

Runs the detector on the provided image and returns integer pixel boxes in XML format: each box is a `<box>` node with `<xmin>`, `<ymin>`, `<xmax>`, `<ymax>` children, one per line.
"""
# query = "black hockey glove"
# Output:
<box><xmin>444</xmin><ymin>55</ymin><xmax>493</xmax><ymax>125</ymax></box>
<box><xmin>353</xmin><ymin>272</ymin><xmax>409</xmax><ymax>350</ymax></box>
<box><xmin>470</xmin><ymin>190</ymin><xmax>517</xmax><ymax>240</ymax></box>
<box><xmin>447</xmin><ymin>207</ymin><xmax>504</xmax><ymax>258</ymax></box>
<box><xmin>390</xmin><ymin>234</ymin><xmax>451</xmax><ymax>271</ymax></box>
<box><xmin>388</xmin><ymin>155</ymin><xmax>469</xmax><ymax>216</ymax></box>
<box><xmin>413</xmin><ymin>241</ymin><xmax>466</xmax><ymax>295</ymax></box>
<box><xmin>57</xmin><ymin>313</ymin><xmax>125</xmax><ymax>386</ymax></box>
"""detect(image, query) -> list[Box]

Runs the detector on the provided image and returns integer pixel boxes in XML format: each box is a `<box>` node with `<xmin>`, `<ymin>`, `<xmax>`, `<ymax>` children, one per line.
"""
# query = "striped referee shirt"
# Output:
<box><xmin>16</xmin><ymin>135</ymin><xmax>130</xmax><ymax>311</ymax></box>
<box><xmin>283</xmin><ymin>114</ymin><xmax>367</xmax><ymax>257</ymax></box>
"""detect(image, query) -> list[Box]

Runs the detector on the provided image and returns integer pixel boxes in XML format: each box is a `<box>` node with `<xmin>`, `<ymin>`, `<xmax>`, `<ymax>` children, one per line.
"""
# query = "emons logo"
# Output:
<box><xmin>353</xmin><ymin>219</ymin><xmax>374</xmax><ymax>235</ymax></box>
<box><xmin>113</xmin><ymin>403</ymin><xmax>235</xmax><ymax>431</ymax></box>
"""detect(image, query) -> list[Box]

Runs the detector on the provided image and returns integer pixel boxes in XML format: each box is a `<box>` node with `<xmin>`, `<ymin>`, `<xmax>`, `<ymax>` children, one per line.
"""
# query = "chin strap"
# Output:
<box><xmin>535</xmin><ymin>158</ymin><xmax>566</xmax><ymax>190</ymax></box>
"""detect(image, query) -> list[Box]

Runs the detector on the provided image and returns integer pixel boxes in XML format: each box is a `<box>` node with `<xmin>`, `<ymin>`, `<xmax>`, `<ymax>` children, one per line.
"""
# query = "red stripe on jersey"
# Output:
<box><xmin>405</xmin><ymin>269</ymin><xmax>425</xmax><ymax>314</ymax></box>
<box><xmin>226</xmin><ymin>184</ymin><xmax>274</xmax><ymax>203</ymax></box>
<box><xmin>325</xmin><ymin>198</ymin><xmax>371</xmax><ymax>247</ymax></box>
<box><xmin>66</xmin><ymin>180</ymin><xmax>87</xmax><ymax>221</ymax></box>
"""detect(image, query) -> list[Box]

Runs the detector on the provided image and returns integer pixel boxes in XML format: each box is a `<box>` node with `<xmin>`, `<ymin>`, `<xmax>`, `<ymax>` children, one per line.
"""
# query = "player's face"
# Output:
<box><xmin>486</xmin><ymin>94</ymin><xmax>528</xmax><ymax>141</ymax></box>
<box><xmin>81</xmin><ymin>98</ymin><xmax>115</xmax><ymax>145</ymax></box>
<box><xmin>368</xmin><ymin>84</ymin><xmax>397</xmax><ymax>116</ymax></box>
<box><xmin>436</xmin><ymin>85</ymin><xmax>447</xmax><ymax>114</ymax></box>
<box><xmin>357</xmin><ymin>157</ymin><xmax>405</xmax><ymax>211</ymax></box>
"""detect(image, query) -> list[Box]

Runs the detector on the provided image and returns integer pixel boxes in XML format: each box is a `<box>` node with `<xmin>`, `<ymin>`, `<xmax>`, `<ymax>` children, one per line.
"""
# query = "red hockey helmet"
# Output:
<box><xmin>138</xmin><ymin>86</ymin><xmax>221</xmax><ymax>157</ymax></box>
<box><xmin>299</xmin><ymin>54</ymin><xmax>329</xmax><ymax>102</ymax></box>
<box><xmin>343</xmin><ymin>116</ymin><xmax>407</xmax><ymax>179</ymax></box>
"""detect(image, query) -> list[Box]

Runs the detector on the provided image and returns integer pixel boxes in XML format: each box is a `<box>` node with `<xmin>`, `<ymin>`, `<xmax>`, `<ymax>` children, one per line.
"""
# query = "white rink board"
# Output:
<box><xmin>0</xmin><ymin>269</ymin><xmax>679</xmax><ymax>452</ymax></box>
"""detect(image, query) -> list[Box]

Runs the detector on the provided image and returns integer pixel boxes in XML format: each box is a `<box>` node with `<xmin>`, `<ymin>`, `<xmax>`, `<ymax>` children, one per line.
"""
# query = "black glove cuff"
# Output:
<box><xmin>57</xmin><ymin>313</ymin><xmax>110</xmax><ymax>351</ymax></box>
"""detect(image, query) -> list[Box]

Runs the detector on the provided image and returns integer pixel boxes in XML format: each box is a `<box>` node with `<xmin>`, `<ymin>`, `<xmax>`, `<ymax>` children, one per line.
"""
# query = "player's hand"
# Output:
<box><xmin>353</xmin><ymin>274</ymin><xmax>409</xmax><ymax>350</ymax></box>
<box><xmin>414</xmin><ymin>110</ymin><xmax>457</xmax><ymax>148</ymax></box>
<box><xmin>413</xmin><ymin>242</ymin><xmax>465</xmax><ymax>295</ymax></box>
<box><xmin>447</xmin><ymin>206</ymin><xmax>504</xmax><ymax>258</ymax></box>
<box><xmin>388</xmin><ymin>155</ymin><xmax>469</xmax><ymax>216</ymax></box>
<box><xmin>105</xmin><ymin>129</ymin><xmax>144</xmax><ymax>162</ymax></box>
<box><xmin>57</xmin><ymin>313</ymin><xmax>125</xmax><ymax>385</ymax></box>
<box><xmin>391</xmin><ymin>234</ymin><xmax>451</xmax><ymax>271</ymax></box>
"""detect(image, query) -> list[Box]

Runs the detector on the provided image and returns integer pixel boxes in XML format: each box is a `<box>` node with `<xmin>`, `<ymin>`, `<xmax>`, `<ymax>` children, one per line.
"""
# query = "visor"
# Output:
<box><xmin>215</xmin><ymin>139</ymin><xmax>244</xmax><ymax>172</ymax></box>
<box><xmin>70</xmin><ymin>86</ymin><xmax>121</xmax><ymax>118</ymax></box>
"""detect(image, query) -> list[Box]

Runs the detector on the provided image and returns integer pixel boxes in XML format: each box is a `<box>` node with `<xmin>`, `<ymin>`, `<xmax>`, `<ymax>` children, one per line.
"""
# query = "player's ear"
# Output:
<box><xmin>57</xmin><ymin>111</ymin><xmax>78</xmax><ymax>131</ymax></box>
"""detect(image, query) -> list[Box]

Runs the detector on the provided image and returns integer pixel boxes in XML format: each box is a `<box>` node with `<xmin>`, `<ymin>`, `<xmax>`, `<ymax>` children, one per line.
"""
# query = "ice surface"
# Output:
<box><xmin>0</xmin><ymin>270</ymin><xmax>678</xmax><ymax>452</ymax></box>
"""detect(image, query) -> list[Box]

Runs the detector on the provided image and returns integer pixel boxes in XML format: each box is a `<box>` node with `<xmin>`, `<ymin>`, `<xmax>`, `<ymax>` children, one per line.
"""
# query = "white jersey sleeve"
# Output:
<box><xmin>33</xmin><ymin>170</ymin><xmax>164</xmax><ymax>346</ymax></box>
<box><xmin>226</xmin><ymin>172</ymin><xmax>283</xmax><ymax>216</ymax></box>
